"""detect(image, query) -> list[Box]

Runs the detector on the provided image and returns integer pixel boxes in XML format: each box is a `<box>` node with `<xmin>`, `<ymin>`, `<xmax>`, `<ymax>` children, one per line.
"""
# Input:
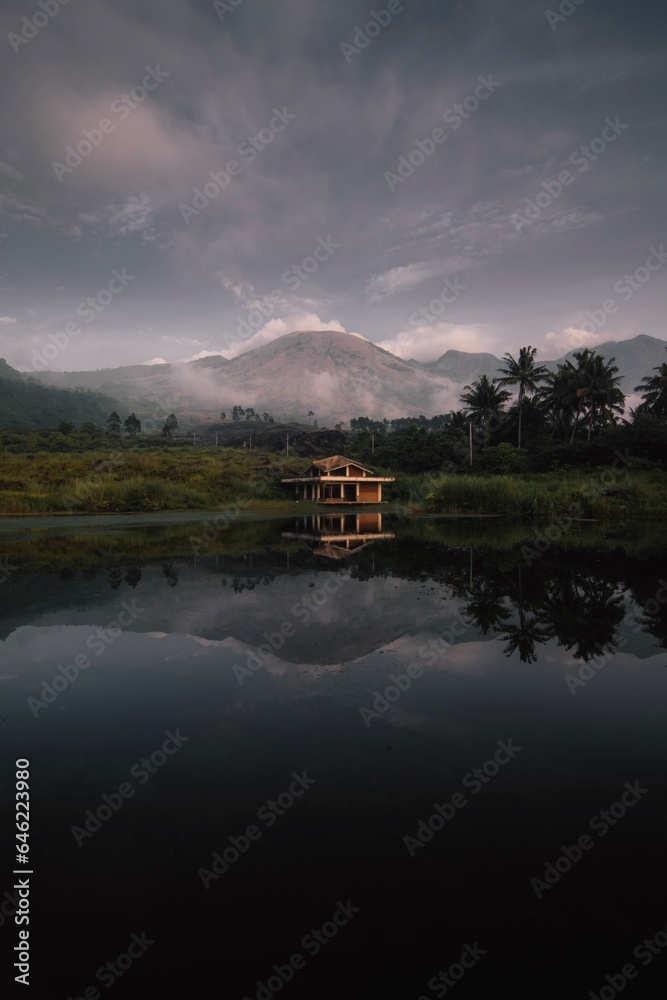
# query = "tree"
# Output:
<box><xmin>634</xmin><ymin>347</ymin><xmax>667</xmax><ymax>419</ymax></box>
<box><xmin>537</xmin><ymin>350</ymin><xmax>624</xmax><ymax>443</ymax></box>
<box><xmin>496</xmin><ymin>346</ymin><xmax>548</xmax><ymax>448</ymax></box>
<box><xmin>106</xmin><ymin>412</ymin><xmax>122</xmax><ymax>438</ymax></box>
<box><xmin>124</xmin><ymin>413</ymin><xmax>141</xmax><ymax>437</ymax></box>
<box><xmin>57</xmin><ymin>421</ymin><xmax>75</xmax><ymax>435</ymax></box>
<box><xmin>460</xmin><ymin>375</ymin><xmax>512</xmax><ymax>444</ymax></box>
<box><xmin>162</xmin><ymin>413</ymin><xmax>178</xmax><ymax>438</ymax></box>
<box><xmin>564</xmin><ymin>350</ymin><xmax>625</xmax><ymax>441</ymax></box>
<box><xmin>231</xmin><ymin>406</ymin><xmax>241</xmax><ymax>422</ymax></box>
<box><xmin>538</xmin><ymin>365</ymin><xmax>580</xmax><ymax>441</ymax></box>
<box><xmin>220</xmin><ymin>411</ymin><xmax>226</xmax><ymax>422</ymax></box>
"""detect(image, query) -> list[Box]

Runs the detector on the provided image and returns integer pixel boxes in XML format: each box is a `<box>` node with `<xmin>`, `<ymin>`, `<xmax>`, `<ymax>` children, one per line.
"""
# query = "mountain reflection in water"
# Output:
<box><xmin>0</xmin><ymin>513</ymin><xmax>666</xmax><ymax>998</ymax></box>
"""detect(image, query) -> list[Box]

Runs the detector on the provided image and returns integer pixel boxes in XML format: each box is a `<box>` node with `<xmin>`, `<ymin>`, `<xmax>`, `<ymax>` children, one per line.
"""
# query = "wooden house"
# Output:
<box><xmin>281</xmin><ymin>455</ymin><xmax>394</xmax><ymax>504</ymax></box>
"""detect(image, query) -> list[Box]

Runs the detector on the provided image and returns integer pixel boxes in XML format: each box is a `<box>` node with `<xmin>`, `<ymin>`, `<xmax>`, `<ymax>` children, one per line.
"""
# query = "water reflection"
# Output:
<box><xmin>0</xmin><ymin>515</ymin><xmax>665</xmax><ymax>665</ymax></box>
<box><xmin>282</xmin><ymin>511</ymin><xmax>394</xmax><ymax>558</ymax></box>
<box><xmin>1</xmin><ymin>513</ymin><xmax>666</xmax><ymax>995</ymax></box>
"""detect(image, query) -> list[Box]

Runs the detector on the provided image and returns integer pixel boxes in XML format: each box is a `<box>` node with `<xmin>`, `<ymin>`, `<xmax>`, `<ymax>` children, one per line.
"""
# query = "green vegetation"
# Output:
<box><xmin>0</xmin><ymin>448</ymin><xmax>312</xmax><ymax>514</ymax></box>
<box><xmin>0</xmin><ymin>359</ymin><xmax>124</xmax><ymax>430</ymax></box>
<box><xmin>405</xmin><ymin>469</ymin><xmax>667</xmax><ymax>517</ymax></box>
<box><xmin>0</xmin><ymin>344</ymin><xmax>665</xmax><ymax>517</ymax></box>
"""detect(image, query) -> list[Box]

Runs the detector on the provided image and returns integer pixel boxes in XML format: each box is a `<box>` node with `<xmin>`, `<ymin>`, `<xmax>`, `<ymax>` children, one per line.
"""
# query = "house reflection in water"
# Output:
<box><xmin>282</xmin><ymin>512</ymin><xmax>395</xmax><ymax>558</ymax></box>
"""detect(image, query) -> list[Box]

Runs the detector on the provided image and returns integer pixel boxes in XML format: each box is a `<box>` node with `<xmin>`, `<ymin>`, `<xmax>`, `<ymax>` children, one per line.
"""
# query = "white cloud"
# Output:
<box><xmin>222</xmin><ymin>312</ymin><xmax>347</xmax><ymax>359</ymax></box>
<box><xmin>543</xmin><ymin>325</ymin><xmax>635</xmax><ymax>355</ymax></box>
<box><xmin>0</xmin><ymin>315</ymin><xmax>17</xmax><ymax>325</ymax></box>
<box><xmin>79</xmin><ymin>194</ymin><xmax>155</xmax><ymax>241</ymax></box>
<box><xmin>366</xmin><ymin>258</ymin><xmax>471</xmax><ymax>302</ymax></box>
<box><xmin>377</xmin><ymin>322</ymin><xmax>491</xmax><ymax>362</ymax></box>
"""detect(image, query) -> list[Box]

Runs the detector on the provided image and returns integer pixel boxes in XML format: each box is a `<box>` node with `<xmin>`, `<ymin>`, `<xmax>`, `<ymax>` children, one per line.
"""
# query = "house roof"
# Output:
<box><xmin>307</xmin><ymin>455</ymin><xmax>374</xmax><ymax>474</ymax></box>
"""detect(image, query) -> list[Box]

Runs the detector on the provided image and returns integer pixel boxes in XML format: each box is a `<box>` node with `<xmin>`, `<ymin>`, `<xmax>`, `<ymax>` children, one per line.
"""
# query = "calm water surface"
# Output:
<box><xmin>0</xmin><ymin>513</ymin><xmax>666</xmax><ymax>998</ymax></box>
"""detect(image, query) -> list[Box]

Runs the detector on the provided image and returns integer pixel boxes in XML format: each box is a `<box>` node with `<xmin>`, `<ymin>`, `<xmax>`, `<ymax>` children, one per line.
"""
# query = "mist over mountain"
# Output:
<box><xmin>24</xmin><ymin>331</ymin><xmax>667</xmax><ymax>427</ymax></box>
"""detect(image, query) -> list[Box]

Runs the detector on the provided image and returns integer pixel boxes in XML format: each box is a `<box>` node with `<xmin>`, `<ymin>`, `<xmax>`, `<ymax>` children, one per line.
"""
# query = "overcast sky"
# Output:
<box><xmin>0</xmin><ymin>0</ymin><xmax>665</xmax><ymax>372</ymax></box>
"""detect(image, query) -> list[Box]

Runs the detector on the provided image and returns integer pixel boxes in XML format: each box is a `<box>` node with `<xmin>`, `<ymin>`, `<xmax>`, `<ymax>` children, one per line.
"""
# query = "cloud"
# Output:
<box><xmin>366</xmin><ymin>258</ymin><xmax>472</xmax><ymax>302</ymax></box>
<box><xmin>0</xmin><ymin>316</ymin><xmax>17</xmax><ymax>325</ymax></box>
<box><xmin>78</xmin><ymin>194</ymin><xmax>156</xmax><ymax>241</ymax></box>
<box><xmin>377</xmin><ymin>322</ymin><xmax>490</xmax><ymax>362</ymax></box>
<box><xmin>543</xmin><ymin>325</ymin><xmax>636</xmax><ymax>355</ymax></box>
<box><xmin>222</xmin><ymin>312</ymin><xmax>347</xmax><ymax>359</ymax></box>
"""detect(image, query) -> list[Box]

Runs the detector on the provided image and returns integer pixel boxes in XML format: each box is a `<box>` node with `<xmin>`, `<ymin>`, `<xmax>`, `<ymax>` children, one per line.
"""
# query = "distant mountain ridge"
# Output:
<box><xmin>0</xmin><ymin>358</ymin><xmax>125</xmax><ymax>430</ymax></box>
<box><xmin>17</xmin><ymin>331</ymin><xmax>667</xmax><ymax>426</ymax></box>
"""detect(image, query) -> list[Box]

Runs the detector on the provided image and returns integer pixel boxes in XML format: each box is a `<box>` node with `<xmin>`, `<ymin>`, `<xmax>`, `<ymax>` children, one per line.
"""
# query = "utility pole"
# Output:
<box><xmin>286</xmin><ymin>434</ymin><xmax>289</xmax><ymax>457</ymax></box>
<box><xmin>249</xmin><ymin>432</ymin><xmax>253</xmax><ymax>451</ymax></box>
<box><xmin>371</xmin><ymin>432</ymin><xmax>375</xmax><ymax>456</ymax></box>
<box><xmin>193</xmin><ymin>432</ymin><xmax>196</xmax><ymax>447</ymax></box>
<box><xmin>215</xmin><ymin>431</ymin><xmax>218</xmax><ymax>447</ymax></box>
<box><xmin>469</xmin><ymin>422</ymin><xmax>473</xmax><ymax>467</ymax></box>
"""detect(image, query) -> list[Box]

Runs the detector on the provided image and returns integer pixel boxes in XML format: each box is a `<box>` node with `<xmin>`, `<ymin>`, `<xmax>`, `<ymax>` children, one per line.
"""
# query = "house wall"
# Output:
<box><xmin>358</xmin><ymin>482</ymin><xmax>380</xmax><ymax>502</ymax></box>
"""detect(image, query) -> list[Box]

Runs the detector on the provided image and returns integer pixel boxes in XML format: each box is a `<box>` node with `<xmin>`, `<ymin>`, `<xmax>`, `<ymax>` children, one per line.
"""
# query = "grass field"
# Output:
<box><xmin>0</xmin><ymin>446</ymin><xmax>665</xmax><ymax>517</ymax></box>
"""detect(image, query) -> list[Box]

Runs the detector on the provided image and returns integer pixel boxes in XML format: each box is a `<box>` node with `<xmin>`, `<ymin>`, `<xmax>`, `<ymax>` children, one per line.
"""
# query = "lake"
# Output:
<box><xmin>0</xmin><ymin>512</ymin><xmax>666</xmax><ymax>998</ymax></box>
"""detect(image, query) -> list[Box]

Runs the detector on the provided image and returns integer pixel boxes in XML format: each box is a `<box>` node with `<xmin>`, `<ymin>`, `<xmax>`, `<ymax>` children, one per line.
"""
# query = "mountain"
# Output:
<box><xmin>24</xmin><ymin>331</ymin><xmax>667</xmax><ymax>426</ymax></box>
<box><xmin>0</xmin><ymin>359</ymin><xmax>125</xmax><ymax>430</ymax></box>
<box><xmin>31</xmin><ymin>331</ymin><xmax>465</xmax><ymax>424</ymax></box>
<box><xmin>418</xmin><ymin>349</ymin><xmax>504</xmax><ymax>384</ymax></box>
<box><xmin>558</xmin><ymin>335</ymin><xmax>667</xmax><ymax>395</ymax></box>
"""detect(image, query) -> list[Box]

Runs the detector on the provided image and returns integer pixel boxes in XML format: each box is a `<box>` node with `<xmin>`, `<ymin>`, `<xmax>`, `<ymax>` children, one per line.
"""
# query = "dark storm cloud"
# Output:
<box><xmin>0</xmin><ymin>0</ymin><xmax>665</xmax><ymax>369</ymax></box>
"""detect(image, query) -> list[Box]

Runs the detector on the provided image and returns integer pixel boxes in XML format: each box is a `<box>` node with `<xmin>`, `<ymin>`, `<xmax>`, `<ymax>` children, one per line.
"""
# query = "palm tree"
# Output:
<box><xmin>538</xmin><ymin>364</ymin><xmax>579</xmax><ymax>440</ymax></box>
<box><xmin>538</xmin><ymin>350</ymin><xmax>624</xmax><ymax>442</ymax></box>
<box><xmin>634</xmin><ymin>348</ymin><xmax>667</xmax><ymax>418</ymax></box>
<box><xmin>460</xmin><ymin>375</ymin><xmax>512</xmax><ymax>445</ymax></box>
<box><xmin>574</xmin><ymin>350</ymin><xmax>625</xmax><ymax>441</ymax></box>
<box><xmin>496</xmin><ymin>346</ymin><xmax>548</xmax><ymax>448</ymax></box>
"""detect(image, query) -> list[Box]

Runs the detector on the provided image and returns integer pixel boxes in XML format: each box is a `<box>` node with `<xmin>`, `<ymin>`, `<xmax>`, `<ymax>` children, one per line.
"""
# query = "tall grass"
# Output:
<box><xmin>409</xmin><ymin>471</ymin><xmax>667</xmax><ymax>517</ymax></box>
